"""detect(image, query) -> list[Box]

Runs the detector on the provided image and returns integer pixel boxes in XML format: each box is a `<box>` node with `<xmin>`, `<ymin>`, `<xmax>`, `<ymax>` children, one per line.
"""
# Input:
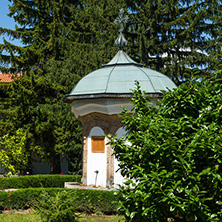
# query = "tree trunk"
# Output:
<box><xmin>50</xmin><ymin>154</ymin><xmax>61</xmax><ymax>174</ymax></box>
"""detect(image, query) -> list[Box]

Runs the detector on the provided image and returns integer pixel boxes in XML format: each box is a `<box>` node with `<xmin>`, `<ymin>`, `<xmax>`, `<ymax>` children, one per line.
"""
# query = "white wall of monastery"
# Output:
<box><xmin>87</xmin><ymin>126</ymin><xmax>107</xmax><ymax>187</ymax></box>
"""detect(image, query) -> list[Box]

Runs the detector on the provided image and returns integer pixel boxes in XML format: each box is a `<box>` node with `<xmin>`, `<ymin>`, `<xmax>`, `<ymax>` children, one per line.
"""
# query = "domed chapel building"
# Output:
<box><xmin>64</xmin><ymin>9</ymin><xmax>176</xmax><ymax>188</ymax></box>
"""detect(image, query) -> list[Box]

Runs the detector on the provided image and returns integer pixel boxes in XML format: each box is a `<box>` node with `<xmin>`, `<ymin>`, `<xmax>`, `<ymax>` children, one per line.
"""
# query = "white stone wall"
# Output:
<box><xmin>87</xmin><ymin>126</ymin><xmax>107</xmax><ymax>187</ymax></box>
<box><xmin>114</xmin><ymin>127</ymin><xmax>126</xmax><ymax>188</ymax></box>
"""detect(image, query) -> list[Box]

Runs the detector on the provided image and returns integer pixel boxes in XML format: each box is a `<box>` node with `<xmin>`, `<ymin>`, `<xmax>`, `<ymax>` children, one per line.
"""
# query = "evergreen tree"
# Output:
<box><xmin>1</xmin><ymin>1</ymin><xmax>222</xmax><ymax>82</ymax></box>
<box><xmin>0</xmin><ymin>0</ymin><xmax>85</xmax><ymax>173</ymax></box>
<box><xmin>45</xmin><ymin>0</ymin><xmax>127</xmax><ymax>90</ymax></box>
<box><xmin>0</xmin><ymin>0</ymin><xmax>221</xmax><ymax>174</ymax></box>
<box><xmin>0</xmin><ymin>0</ymin><xmax>76</xmax><ymax>74</ymax></box>
<box><xmin>0</xmin><ymin>74</ymin><xmax>83</xmax><ymax>174</ymax></box>
<box><xmin>125</xmin><ymin>0</ymin><xmax>222</xmax><ymax>85</ymax></box>
<box><xmin>0</xmin><ymin>0</ymin><xmax>126</xmax><ymax>174</ymax></box>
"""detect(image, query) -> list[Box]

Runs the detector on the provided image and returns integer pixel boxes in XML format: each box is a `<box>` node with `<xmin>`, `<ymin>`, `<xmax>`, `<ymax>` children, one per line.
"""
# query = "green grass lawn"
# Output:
<box><xmin>0</xmin><ymin>209</ymin><xmax>40</xmax><ymax>222</ymax></box>
<box><xmin>0</xmin><ymin>209</ymin><xmax>125</xmax><ymax>222</ymax></box>
<box><xmin>78</xmin><ymin>214</ymin><xmax>125</xmax><ymax>222</ymax></box>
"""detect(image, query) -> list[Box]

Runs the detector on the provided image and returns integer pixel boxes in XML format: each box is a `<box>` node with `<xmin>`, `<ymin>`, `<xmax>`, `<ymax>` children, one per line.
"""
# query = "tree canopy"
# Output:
<box><xmin>0</xmin><ymin>73</ymin><xmax>82</xmax><ymax>173</ymax></box>
<box><xmin>0</xmin><ymin>128</ymin><xmax>29</xmax><ymax>175</ymax></box>
<box><xmin>0</xmin><ymin>0</ymin><xmax>221</xmax><ymax>174</ymax></box>
<box><xmin>1</xmin><ymin>0</ymin><xmax>221</xmax><ymax>83</ymax></box>
<box><xmin>126</xmin><ymin>0</ymin><xmax>222</xmax><ymax>84</ymax></box>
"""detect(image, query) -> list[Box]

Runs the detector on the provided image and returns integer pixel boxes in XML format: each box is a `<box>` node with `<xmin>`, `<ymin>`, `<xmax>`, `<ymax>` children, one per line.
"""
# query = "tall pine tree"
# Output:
<box><xmin>0</xmin><ymin>0</ymin><xmax>77</xmax><ymax>74</ymax></box>
<box><xmin>1</xmin><ymin>1</ymin><xmax>221</xmax><ymax>82</ymax></box>
<box><xmin>125</xmin><ymin>0</ymin><xmax>222</xmax><ymax>85</ymax></box>
<box><xmin>0</xmin><ymin>0</ymin><xmax>85</xmax><ymax>173</ymax></box>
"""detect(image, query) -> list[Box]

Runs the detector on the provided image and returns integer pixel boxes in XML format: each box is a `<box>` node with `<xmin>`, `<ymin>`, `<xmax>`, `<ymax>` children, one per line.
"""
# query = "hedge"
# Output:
<box><xmin>0</xmin><ymin>175</ymin><xmax>81</xmax><ymax>189</ymax></box>
<box><xmin>0</xmin><ymin>188</ymin><xmax>118</xmax><ymax>214</ymax></box>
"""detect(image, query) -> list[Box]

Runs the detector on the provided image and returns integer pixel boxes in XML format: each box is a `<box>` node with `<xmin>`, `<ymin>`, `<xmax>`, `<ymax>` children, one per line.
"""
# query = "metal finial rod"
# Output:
<box><xmin>114</xmin><ymin>9</ymin><xmax>129</xmax><ymax>49</ymax></box>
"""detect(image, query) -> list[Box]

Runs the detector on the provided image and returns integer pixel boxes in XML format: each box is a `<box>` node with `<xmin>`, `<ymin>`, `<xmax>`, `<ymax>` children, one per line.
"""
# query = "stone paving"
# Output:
<box><xmin>64</xmin><ymin>182</ymin><xmax>117</xmax><ymax>191</ymax></box>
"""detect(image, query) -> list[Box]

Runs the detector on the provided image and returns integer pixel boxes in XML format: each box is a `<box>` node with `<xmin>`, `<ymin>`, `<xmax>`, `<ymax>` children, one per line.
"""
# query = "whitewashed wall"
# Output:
<box><xmin>87</xmin><ymin>126</ymin><xmax>107</xmax><ymax>187</ymax></box>
<box><xmin>114</xmin><ymin>127</ymin><xmax>126</xmax><ymax>188</ymax></box>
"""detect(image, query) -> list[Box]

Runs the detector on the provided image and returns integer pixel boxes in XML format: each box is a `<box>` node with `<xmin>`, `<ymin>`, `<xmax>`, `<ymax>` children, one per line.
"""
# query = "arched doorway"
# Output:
<box><xmin>87</xmin><ymin>126</ymin><xmax>107</xmax><ymax>187</ymax></box>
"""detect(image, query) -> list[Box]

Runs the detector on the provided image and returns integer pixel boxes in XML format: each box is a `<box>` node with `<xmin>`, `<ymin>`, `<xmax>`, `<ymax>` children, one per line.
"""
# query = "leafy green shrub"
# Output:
<box><xmin>0</xmin><ymin>128</ymin><xmax>29</xmax><ymax>175</ymax></box>
<box><xmin>33</xmin><ymin>190</ymin><xmax>78</xmax><ymax>222</ymax></box>
<box><xmin>0</xmin><ymin>174</ymin><xmax>81</xmax><ymax>189</ymax></box>
<box><xmin>72</xmin><ymin>189</ymin><xmax>119</xmax><ymax>214</ymax></box>
<box><xmin>110</xmin><ymin>78</ymin><xmax>222</xmax><ymax>221</ymax></box>
<box><xmin>0</xmin><ymin>188</ymin><xmax>118</xmax><ymax>214</ymax></box>
<box><xmin>0</xmin><ymin>188</ymin><xmax>44</xmax><ymax>210</ymax></box>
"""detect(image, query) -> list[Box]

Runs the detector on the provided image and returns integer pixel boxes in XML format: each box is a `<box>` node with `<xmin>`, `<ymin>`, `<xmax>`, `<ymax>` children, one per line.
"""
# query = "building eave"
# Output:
<box><xmin>64</xmin><ymin>92</ymin><xmax>163</xmax><ymax>103</ymax></box>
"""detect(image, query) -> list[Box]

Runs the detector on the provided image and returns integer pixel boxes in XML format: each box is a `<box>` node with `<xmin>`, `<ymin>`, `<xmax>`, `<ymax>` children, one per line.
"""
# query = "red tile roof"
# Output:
<box><xmin>0</xmin><ymin>73</ymin><xmax>22</xmax><ymax>83</ymax></box>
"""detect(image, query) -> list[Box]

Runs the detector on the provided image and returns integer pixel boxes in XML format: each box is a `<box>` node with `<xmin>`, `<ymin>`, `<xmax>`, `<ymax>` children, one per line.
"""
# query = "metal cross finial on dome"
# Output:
<box><xmin>114</xmin><ymin>8</ymin><xmax>129</xmax><ymax>50</ymax></box>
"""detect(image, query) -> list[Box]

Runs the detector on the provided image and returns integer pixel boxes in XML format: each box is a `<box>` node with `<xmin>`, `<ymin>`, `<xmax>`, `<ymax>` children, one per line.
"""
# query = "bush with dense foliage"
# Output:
<box><xmin>110</xmin><ymin>74</ymin><xmax>222</xmax><ymax>221</ymax></box>
<box><xmin>0</xmin><ymin>188</ymin><xmax>118</xmax><ymax>214</ymax></box>
<box><xmin>0</xmin><ymin>128</ymin><xmax>29</xmax><ymax>175</ymax></box>
<box><xmin>0</xmin><ymin>175</ymin><xmax>81</xmax><ymax>189</ymax></box>
<box><xmin>33</xmin><ymin>189</ymin><xmax>78</xmax><ymax>222</ymax></box>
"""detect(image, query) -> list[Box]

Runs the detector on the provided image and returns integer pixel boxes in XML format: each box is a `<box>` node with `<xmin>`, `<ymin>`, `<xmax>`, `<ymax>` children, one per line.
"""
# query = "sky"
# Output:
<box><xmin>0</xmin><ymin>0</ymin><xmax>22</xmax><ymax>46</ymax></box>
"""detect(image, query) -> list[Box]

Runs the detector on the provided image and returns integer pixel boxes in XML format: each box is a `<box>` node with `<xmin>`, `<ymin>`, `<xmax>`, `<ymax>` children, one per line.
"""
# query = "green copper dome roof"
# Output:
<box><xmin>65</xmin><ymin>9</ymin><xmax>176</xmax><ymax>103</ymax></box>
<box><xmin>65</xmin><ymin>50</ymin><xmax>176</xmax><ymax>102</ymax></box>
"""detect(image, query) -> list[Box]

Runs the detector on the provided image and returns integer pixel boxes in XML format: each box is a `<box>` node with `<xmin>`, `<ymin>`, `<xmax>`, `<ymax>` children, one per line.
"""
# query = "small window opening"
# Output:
<box><xmin>91</xmin><ymin>136</ymin><xmax>105</xmax><ymax>153</ymax></box>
